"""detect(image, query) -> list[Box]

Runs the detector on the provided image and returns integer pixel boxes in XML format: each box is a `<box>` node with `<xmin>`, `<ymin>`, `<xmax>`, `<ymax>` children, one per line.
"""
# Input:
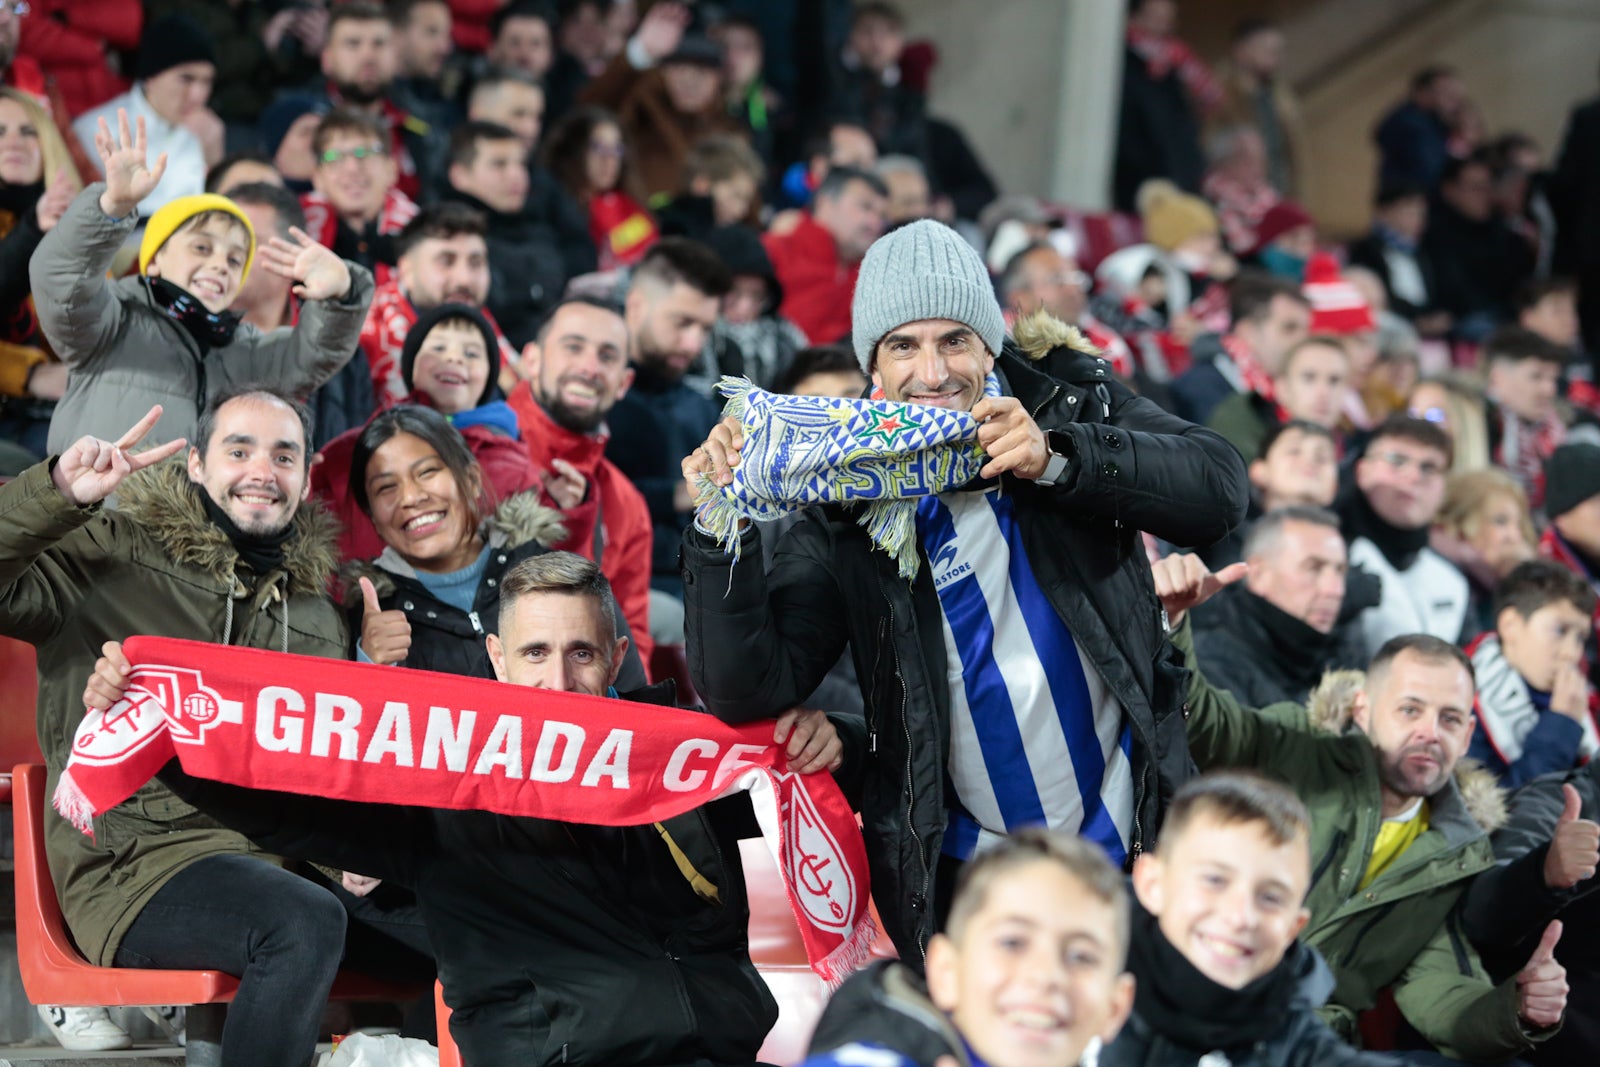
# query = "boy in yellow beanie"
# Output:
<box><xmin>31</xmin><ymin>109</ymin><xmax>375</xmax><ymax>453</ymax></box>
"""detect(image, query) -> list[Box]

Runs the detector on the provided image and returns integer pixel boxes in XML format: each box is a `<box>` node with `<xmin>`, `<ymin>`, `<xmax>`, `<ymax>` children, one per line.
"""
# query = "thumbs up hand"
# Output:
<box><xmin>1543</xmin><ymin>784</ymin><xmax>1600</xmax><ymax>889</ymax></box>
<box><xmin>358</xmin><ymin>576</ymin><xmax>412</xmax><ymax>666</ymax></box>
<box><xmin>1516</xmin><ymin>920</ymin><xmax>1568</xmax><ymax>1028</ymax></box>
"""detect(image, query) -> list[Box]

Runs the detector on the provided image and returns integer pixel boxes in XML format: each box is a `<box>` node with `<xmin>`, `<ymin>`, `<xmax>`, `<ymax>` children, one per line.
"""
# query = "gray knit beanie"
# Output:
<box><xmin>851</xmin><ymin>219</ymin><xmax>1006</xmax><ymax>374</ymax></box>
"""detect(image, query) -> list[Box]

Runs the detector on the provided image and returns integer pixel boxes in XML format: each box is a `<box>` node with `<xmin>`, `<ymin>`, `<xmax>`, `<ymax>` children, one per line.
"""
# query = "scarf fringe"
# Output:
<box><xmin>52</xmin><ymin>769</ymin><xmax>96</xmax><ymax>836</ymax></box>
<box><xmin>816</xmin><ymin>914</ymin><xmax>879</xmax><ymax>992</ymax></box>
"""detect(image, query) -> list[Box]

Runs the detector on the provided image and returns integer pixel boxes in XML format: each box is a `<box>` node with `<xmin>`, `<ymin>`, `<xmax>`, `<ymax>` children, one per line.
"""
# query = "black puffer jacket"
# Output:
<box><xmin>346</xmin><ymin>491</ymin><xmax>647</xmax><ymax>690</ymax></box>
<box><xmin>1191</xmin><ymin>583</ymin><xmax>1367</xmax><ymax>709</ymax></box>
<box><xmin>160</xmin><ymin>681</ymin><xmax>774</xmax><ymax>1067</ymax></box>
<box><xmin>682</xmin><ymin>316</ymin><xmax>1250</xmax><ymax>967</ymax></box>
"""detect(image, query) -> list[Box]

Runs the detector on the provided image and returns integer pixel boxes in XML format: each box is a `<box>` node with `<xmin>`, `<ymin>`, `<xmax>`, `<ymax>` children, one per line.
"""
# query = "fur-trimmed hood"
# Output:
<box><xmin>340</xmin><ymin>487</ymin><xmax>567</xmax><ymax>604</ymax></box>
<box><xmin>114</xmin><ymin>456</ymin><xmax>340</xmax><ymax>597</ymax></box>
<box><xmin>1012</xmin><ymin>308</ymin><xmax>1105</xmax><ymax>363</ymax></box>
<box><xmin>1305</xmin><ymin>669</ymin><xmax>1508</xmax><ymax>833</ymax></box>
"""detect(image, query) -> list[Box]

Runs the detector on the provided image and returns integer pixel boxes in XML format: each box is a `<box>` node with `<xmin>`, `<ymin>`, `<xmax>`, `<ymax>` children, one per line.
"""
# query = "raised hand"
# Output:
<box><xmin>83</xmin><ymin>640</ymin><xmax>132</xmax><ymax>712</ymax></box>
<box><xmin>1515</xmin><ymin>921</ymin><xmax>1568</xmax><ymax>1028</ymax></box>
<box><xmin>543</xmin><ymin>458</ymin><xmax>588</xmax><ymax>511</ymax></box>
<box><xmin>51</xmin><ymin>405</ymin><xmax>186</xmax><ymax>507</ymax></box>
<box><xmin>94</xmin><ymin>109</ymin><xmax>167</xmax><ymax>219</ymax></box>
<box><xmin>1550</xmin><ymin>663</ymin><xmax>1590</xmax><ymax>723</ymax></box>
<box><xmin>1149</xmin><ymin>553</ymin><xmax>1249</xmax><ymax>629</ymax></box>
<box><xmin>257</xmin><ymin>226</ymin><xmax>352</xmax><ymax>302</ymax></box>
<box><xmin>358</xmin><ymin>576</ymin><xmax>412</xmax><ymax>666</ymax></box>
<box><xmin>773</xmin><ymin>707</ymin><xmax>844</xmax><ymax>775</ymax></box>
<box><xmin>972</xmin><ymin>395</ymin><xmax>1049</xmax><ymax>480</ymax></box>
<box><xmin>682</xmin><ymin>416</ymin><xmax>744</xmax><ymax>490</ymax></box>
<box><xmin>34</xmin><ymin>167</ymin><xmax>76</xmax><ymax>232</ymax></box>
<box><xmin>635</xmin><ymin>1</ymin><xmax>690</xmax><ymax>61</ymax></box>
<box><xmin>1543</xmin><ymin>784</ymin><xmax>1599</xmax><ymax>889</ymax></box>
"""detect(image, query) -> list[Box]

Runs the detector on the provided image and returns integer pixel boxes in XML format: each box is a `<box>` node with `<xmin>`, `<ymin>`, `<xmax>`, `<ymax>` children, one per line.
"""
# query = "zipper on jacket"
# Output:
<box><xmin>887</xmin><ymin>598</ymin><xmax>931</xmax><ymax>963</ymax></box>
<box><xmin>867</xmin><ymin>618</ymin><xmax>889</xmax><ymax>755</ymax></box>
<box><xmin>1128</xmin><ymin>769</ymin><xmax>1144</xmax><ymax>865</ymax></box>
<box><xmin>1029</xmin><ymin>383</ymin><xmax>1062</xmax><ymax>422</ymax></box>
<box><xmin>1310</xmin><ymin>828</ymin><xmax>1347</xmax><ymax>891</ymax></box>
<box><xmin>1338</xmin><ymin>901</ymin><xmax>1398</xmax><ymax>966</ymax></box>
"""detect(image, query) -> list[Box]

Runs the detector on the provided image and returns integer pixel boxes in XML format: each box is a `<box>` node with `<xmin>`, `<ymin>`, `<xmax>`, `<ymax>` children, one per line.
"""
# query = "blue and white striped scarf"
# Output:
<box><xmin>693</xmin><ymin>375</ymin><xmax>1002</xmax><ymax>579</ymax></box>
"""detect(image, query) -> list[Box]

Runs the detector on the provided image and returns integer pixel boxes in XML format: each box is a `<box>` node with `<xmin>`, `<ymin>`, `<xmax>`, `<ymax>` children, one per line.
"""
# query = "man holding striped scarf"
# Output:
<box><xmin>680</xmin><ymin>219</ymin><xmax>1252</xmax><ymax>968</ymax></box>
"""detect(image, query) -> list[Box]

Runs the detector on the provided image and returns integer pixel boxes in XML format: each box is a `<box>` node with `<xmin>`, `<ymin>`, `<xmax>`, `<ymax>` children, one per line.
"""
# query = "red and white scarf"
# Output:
<box><xmin>1126</xmin><ymin>28</ymin><xmax>1222</xmax><ymax>116</ymax></box>
<box><xmin>1220</xmin><ymin>332</ymin><xmax>1276</xmax><ymax>400</ymax></box>
<box><xmin>56</xmin><ymin>637</ymin><xmax>877</xmax><ymax>985</ymax></box>
<box><xmin>299</xmin><ymin>187</ymin><xmax>419</xmax><ymax>289</ymax></box>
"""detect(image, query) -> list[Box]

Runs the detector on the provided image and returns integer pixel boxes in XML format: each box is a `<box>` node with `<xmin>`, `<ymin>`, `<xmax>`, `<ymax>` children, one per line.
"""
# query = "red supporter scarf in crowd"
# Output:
<box><xmin>1221</xmin><ymin>332</ymin><xmax>1276</xmax><ymax>401</ymax></box>
<box><xmin>1493</xmin><ymin>409</ymin><xmax>1565</xmax><ymax>511</ymax></box>
<box><xmin>299</xmin><ymin>188</ymin><xmax>419</xmax><ymax>289</ymax></box>
<box><xmin>56</xmin><ymin>637</ymin><xmax>878</xmax><ymax>985</ymax></box>
<box><xmin>1126</xmin><ymin>28</ymin><xmax>1222</xmax><ymax>116</ymax></box>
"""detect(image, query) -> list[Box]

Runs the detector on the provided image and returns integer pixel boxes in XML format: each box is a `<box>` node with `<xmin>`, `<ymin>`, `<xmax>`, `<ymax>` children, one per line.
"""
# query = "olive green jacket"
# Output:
<box><xmin>0</xmin><ymin>457</ymin><xmax>345</xmax><ymax>965</ymax></box>
<box><xmin>1173</xmin><ymin>620</ymin><xmax>1552</xmax><ymax>1061</ymax></box>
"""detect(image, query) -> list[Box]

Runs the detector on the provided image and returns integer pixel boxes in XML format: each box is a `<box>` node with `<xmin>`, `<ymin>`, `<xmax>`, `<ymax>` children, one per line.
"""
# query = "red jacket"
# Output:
<box><xmin>448</xmin><ymin>0</ymin><xmax>499</xmax><ymax>53</ymax></box>
<box><xmin>507</xmin><ymin>380</ymin><xmax>654</xmax><ymax>666</ymax></box>
<box><xmin>762</xmin><ymin>213</ymin><xmax>858</xmax><ymax>345</ymax></box>
<box><xmin>311</xmin><ymin>393</ymin><xmax>592</xmax><ymax>566</ymax></box>
<box><xmin>16</xmin><ymin>0</ymin><xmax>139</xmax><ymax>117</ymax></box>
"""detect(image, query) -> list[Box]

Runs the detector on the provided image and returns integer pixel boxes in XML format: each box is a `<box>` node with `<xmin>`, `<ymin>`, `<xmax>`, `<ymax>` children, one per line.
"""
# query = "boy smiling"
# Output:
<box><xmin>33</xmin><ymin>108</ymin><xmax>374</xmax><ymax>453</ymax></box>
<box><xmin>1105</xmin><ymin>771</ymin><xmax>1396</xmax><ymax>1067</ymax></box>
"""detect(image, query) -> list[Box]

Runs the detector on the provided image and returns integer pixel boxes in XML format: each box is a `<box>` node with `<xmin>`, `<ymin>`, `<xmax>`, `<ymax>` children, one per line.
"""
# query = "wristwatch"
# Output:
<box><xmin>1035</xmin><ymin>431</ymin><xmax>1075</xmax><ymax>487</ymax></box>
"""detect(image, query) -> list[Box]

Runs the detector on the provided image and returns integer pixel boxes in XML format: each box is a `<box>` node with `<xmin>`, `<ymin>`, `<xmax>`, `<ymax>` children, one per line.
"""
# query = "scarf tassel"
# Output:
<box><xmin>52</xmin><ymin>768</ymin><xmax>96</xmax><ymax>837</ymax></box>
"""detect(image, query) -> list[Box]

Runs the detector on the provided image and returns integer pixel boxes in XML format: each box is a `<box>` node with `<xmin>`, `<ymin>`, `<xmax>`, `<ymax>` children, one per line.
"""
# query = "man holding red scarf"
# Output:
<box><xmin>82</xmin><ymin>552</ymin><xmax>847</xmax><ymax>1066</ymax></box>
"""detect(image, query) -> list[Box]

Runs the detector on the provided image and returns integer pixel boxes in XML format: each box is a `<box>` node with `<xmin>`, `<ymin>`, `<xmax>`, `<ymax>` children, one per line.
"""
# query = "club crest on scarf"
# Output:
<box><xmin>692</xmin><ymin>375</ymin><xmax>1002</xmax><ymax>579</ymax></box>
<box><xmin>73</xmin><ymin>666</ymin><xmax>229</xmax><ymax>766</ymax></box>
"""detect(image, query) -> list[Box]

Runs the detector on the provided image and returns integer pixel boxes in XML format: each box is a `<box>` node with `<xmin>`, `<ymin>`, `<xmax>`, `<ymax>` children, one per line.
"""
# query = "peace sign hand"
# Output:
<box><xmin>257</xmin><ymin>226</ymin><xmax>353</xmax><ymax>302</ymax></box>
<box><xmin>51</xmin><ymin>405</ymin><xmax>187</xmax><ymax>507</ymax></box>
<box><xmin>94</xmin><ymin>109</ymin><xmax>167</xmax><ymax>219</ymax></box>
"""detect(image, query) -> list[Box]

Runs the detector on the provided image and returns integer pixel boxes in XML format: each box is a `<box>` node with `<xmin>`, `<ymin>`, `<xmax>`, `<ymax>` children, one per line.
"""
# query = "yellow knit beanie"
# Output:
<box><xmin>138</xmin><ymin>194</ymin><xmax>257</xmax><ymax>286</ymax></box>
<box><xmin>1136</xmin><ymin>179</ymin><xmax>1217</xmax><ymax>253</ymax></box>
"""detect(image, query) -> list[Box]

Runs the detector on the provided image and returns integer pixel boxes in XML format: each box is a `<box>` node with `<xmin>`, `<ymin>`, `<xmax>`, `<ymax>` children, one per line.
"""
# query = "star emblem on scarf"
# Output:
<box><xmin>859</xmin><ymin>405</ymin><xmax>923</xmax><ymax>448</ymax></box>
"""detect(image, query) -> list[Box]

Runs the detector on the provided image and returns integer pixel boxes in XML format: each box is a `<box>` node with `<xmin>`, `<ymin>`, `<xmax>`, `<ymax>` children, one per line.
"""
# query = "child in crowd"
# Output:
<box><xmin>1250</xmin><ymin>419</ymin><xmax>1339</xmax><ymax>512</ymax></box>
<box><xmin>33</xmin><ymin>109</ymin><xmax>372</xmax><ymax>453</ymax></box>
<box><xmin>313</xmin><ymin>303</ymin><xmax>587</xmax><ymax>565</ymax></box>
<box><xmin>800</xmin><ymin>829</ymin><xmax>1135</xmax><ymax>1067</ymax></box>
<box><xmin>1105</xmin><ymin>771</ymin><xmax>1394</xmax><ymax>1067</ymax></box>
<box><xmin>1468</xmin><ymin>559</ymin><xmax>1600</xmax><ymax>788</ymax></box>
<box><xmin>1210</xmin><ymin>336</ymin><xmax>1349</xmax><ymax>463</ymax></box>
<box><xmin>1482</xmin><ymin>326</ymin><xmax>1569</xmax><ymax>509</ymax></box>
<box><xmin>655</xmin><ymin>134</ymin><xmax>765</xmax><ymax>241</ymax></box>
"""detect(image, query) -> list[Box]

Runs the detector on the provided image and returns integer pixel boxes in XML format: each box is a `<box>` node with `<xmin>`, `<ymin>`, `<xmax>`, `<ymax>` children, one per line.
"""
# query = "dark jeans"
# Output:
<box><xmin>112</xmin><ymin>854</ymin><xmax>346</xmax><ymax>1067</ymax></box>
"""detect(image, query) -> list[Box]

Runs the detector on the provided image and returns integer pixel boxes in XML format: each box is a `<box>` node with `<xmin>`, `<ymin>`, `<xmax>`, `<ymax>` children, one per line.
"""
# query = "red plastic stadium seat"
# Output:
<box><xmin>0</xmin><ymin>636</ymin><xmax>44</xmax><ymax>802</ymax></box>
<box><xmin>12</xmin><ymin>764</ymin><xmax>418</xmax><ymax>1010</ymax></box>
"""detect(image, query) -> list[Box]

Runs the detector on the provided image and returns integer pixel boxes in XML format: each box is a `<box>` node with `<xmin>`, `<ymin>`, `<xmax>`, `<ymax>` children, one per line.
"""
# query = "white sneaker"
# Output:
<box><xmin>140</xmin><ymin>1004</ymin><xmax>186</xmax><ymax>1047</ymax></box>
<box><xmin>36</xmin><ymin>1005</ymin><xmax>133</xmax><ymax>1051</ymax></box>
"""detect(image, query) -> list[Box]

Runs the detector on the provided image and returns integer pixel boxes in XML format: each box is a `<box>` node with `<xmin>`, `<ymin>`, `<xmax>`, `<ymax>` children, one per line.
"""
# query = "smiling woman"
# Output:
<box><xmin>342</xmin><ymin>404</ymin><xmax>646</xmax><ymax>688</ymax></box>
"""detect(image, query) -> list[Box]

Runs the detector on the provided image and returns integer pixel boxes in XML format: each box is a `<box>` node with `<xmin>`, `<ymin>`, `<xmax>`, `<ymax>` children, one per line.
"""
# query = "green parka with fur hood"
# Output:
<box><xmin>1171</xmin><ymin>620</ymin><xmax>1552</xmax><ymax>1061</ymax></box>
<box><xmin>0</xmin><ymin>456</ymin><xmax>345</xmax><ymax>965</ymax></box>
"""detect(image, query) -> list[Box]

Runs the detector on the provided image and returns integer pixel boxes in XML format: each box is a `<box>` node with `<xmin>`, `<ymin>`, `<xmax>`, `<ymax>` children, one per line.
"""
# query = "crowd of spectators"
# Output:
<box><xmin>4</xmin><ymin>0</ymin><xmax>1600</xmax><ymax>1063</ymax></box>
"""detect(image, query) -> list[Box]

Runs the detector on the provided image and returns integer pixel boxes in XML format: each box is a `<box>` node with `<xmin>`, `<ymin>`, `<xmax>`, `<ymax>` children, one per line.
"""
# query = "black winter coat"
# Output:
<box><xmin>1191</xmin><ymin>583</ymin><xmax>1366</xmax><ymax>709</ymax></box>
<box><xmin>159</xmin><ymin>681</ymin><xmax>775</xmax><ymax>1067</ymax></box>
<box><xmin>682</xmin><ymin>341</ymin><xmax>1250</xmax><ymax>967</ymax></box>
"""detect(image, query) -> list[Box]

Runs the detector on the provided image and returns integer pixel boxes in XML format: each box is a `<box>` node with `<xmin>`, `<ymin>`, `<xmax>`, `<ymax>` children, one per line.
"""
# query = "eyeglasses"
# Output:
<box><xmin>318</xmin><ymin>144</ymin><xmax>386</xmax><ymax>165</ymax></box>
<box><xmin>0</xmin><ymin>2</ymin><xmax>29</xmax><ymax>17</ymax></box>
<box><xmin>1373</xmin><ymin>449</ymin><xmax>1446</xmax><ymax>480</ymax></box>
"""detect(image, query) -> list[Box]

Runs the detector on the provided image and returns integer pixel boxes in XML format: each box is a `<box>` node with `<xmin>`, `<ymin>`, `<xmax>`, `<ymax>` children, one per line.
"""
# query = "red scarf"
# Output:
<box><xmin>589</xmin><ymin>190</ymin><xmax>659</xmax><ymax>269</ymax></box>
<box><xmin>299</xmin><ymin>188</ymin><xmax>419</xmax><ymax>289</ymax></box>
<box><xmin>1222</xmin><ymin>333</ymin><xmax>1276</xmax><ymax>400</ymax></box>
<box><xmin>1493</xmin><ymin>408</ymin><xmax>1565</xmax><ymax>510</ymax></box>
<box><xmin>1126</xmin><ymin>28</ymin><xmax>1222</xmax><ymax>116</ymax></box>
<box><xmin>56</xmin><ymin>637</ymin><xmax>877</xmax><ymax>984</ymax></box>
